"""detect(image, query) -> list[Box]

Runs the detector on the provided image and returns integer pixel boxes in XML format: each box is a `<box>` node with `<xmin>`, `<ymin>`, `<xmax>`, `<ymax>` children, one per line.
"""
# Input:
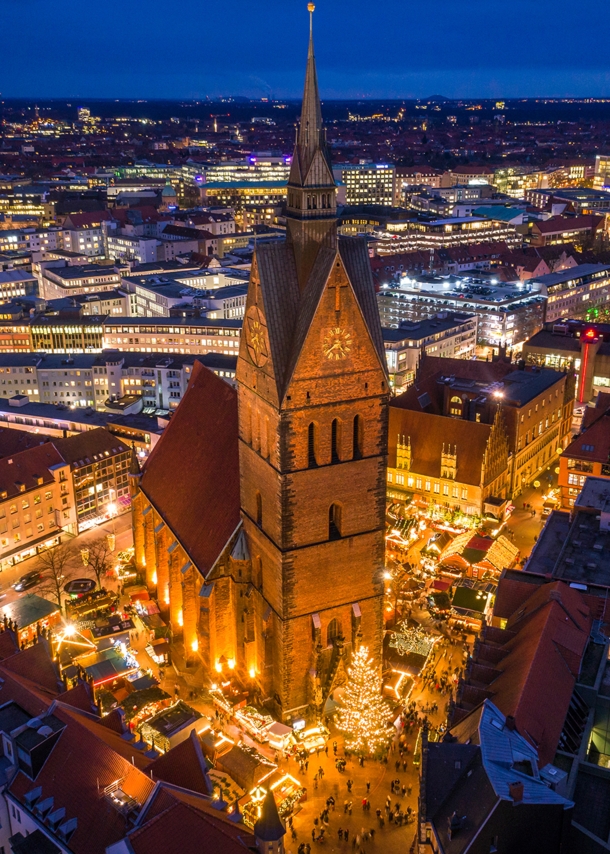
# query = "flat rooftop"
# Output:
<box><xmin>382</xmin><ymin>314</ymin><xmax>475</xmax><ymax>343</ymax></box>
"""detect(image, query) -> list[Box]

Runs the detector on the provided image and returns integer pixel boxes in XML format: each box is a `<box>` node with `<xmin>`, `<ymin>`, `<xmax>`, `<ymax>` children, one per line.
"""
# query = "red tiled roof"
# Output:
<box><xmin>55</xmin><ymin>681</ymin><xmax>98</xmax><ymax>714</ymax></box>
<box><xmin>128</xmin><ymin>799</ymin><xmax>256</xmax><ymax>854</ymax></box>
<box><xmin>389</xmin><ymin>407</ymin><xmax>493</xmax><ymax>486</ymax></box>
<box><xmin>64</xmin><ymin>211</ymin><xmax>113</xmax><ymax>229</ymax></box>
<box><xmin>0</xmin><ymin>640</ymin><xmax>63</xmax><ymax>695</ymax></box>
<box><xmin>0</xmin><ymin>628</ymin><xmax>20</xmax><ymax>660</ymax></box>
<box><xmin>141</xmin><ymin>361</ymin><xmax>240</xmax><ymax>576</ymax></box>
<box><xmin>0</xmin><ymin>428</ymin><xmax>53</xmax><ymax>459</ymax></box>
<box><xmin>9</xmin><ymin>703</ymin><xmax>155</xmax><ymax>854</ymax></box>
<box><xmin>0</xmin><ymin>443</ymin><xmax>65</xmax><ymax>499</ymax></box>
<box><xmin>582</xmin><ymin>392</ymin><xmax>610</xmax><ymax>429</ymax></box>
<box><xmin>149</xmin><ymin>730</ymin><xmax>213</xmax><ymax>795</ymax></box>
<box><xmin>563</xmin><ymin>411</ymin><xmax>610</xmax><ymax>463</ymax></box>
<box><xmin>488</xmin><ymin>581</ymin><xmax>591</xmax><ymax>765</ymax></box>
<box><xmin>533</xmin><ymin>214</ymin><xmax>603</xmax><ymax>235</ymax></box>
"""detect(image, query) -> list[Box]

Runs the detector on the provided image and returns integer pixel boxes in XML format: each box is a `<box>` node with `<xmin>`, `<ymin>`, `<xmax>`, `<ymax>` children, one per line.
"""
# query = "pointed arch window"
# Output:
<box><xmin>308</xmin><ymin>422</ymin><xmax>318</xmax><ymax>468</ymax></box>
<box><xmin>331</xmin><ymin>418</ymin><xmax>341</xmax><ymax>464</ymax></box>
<box><xmin>329</xmin><ymin>503</ymin><xmax>342</xmax><ymax>540</ymax></box>
<box><xmin>327</xmin><ymin>618</ymin><xmax>342</xmax><ymax>647</ymax></box>
<box><xmin>353</xmin><ymin>415</ymin><xmax>363</xmax><ymax>460</ymax></box>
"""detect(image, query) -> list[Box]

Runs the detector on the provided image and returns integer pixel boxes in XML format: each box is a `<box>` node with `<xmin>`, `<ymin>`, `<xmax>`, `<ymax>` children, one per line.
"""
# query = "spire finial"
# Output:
<box><xmin>308</xmin><ymin>4</ymin><xmax>315</xmax><ymax>41</ymax></box>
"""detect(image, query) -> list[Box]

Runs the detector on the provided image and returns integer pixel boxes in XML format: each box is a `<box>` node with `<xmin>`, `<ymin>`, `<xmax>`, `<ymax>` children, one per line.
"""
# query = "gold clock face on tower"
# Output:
<box><xmin>323</xmin><ymin>327</ymin><xmax>352</xmax><ymax>360</ymax></box>
<box><xmin>245</xmin><ymin>305</ymin><xmax>269</xmax><ymax>367</ymax></box>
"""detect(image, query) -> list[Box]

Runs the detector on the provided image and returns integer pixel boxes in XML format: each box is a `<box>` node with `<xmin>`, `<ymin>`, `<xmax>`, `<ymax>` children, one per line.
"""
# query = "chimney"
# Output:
<box><xmin>505</xmin><ymin>715</ymin><xmax>516</xmax><ymax>731</ymax></box>
<box><xmin>509</xmin><ymin>781</ymin><xmax>524</xmax><ymax>803</ymax></box>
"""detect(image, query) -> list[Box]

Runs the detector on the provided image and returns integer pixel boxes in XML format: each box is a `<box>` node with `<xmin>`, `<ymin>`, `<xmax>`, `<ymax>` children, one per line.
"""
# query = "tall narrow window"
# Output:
<box><xmin>308</xmin><ymin>422</ymin><xmax>318</xmax><ymax>467</ymax></box>
<box><xmin>331</xmin><ymin>418</ymin><xmax>341</xmax><ymax>464</ymax></box>
<box><xmin>255</xmin><ymin>492</ymin><xmax>262</xmax><ymax>527</ymax></box>
<box><xmin>327</xmin><ymin>618</ymin><xmax>342</xmax><ymax>646</ymax></box>
<box><xmin>353</xmin><ymin>415</ymin><xmax>363</xmax><ymax>460</ymax></box>
<box><xmin>329</xmin><ymin>504</ymin><xmax>342</xmax><ymax>540</ymax></box>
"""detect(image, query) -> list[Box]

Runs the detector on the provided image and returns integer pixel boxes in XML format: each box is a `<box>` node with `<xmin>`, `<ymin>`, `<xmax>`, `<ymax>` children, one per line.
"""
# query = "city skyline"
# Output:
<box><xmin>2</xmin><ymin>0</ymin><xmax>609</xmax><ymax>100</ymax></box>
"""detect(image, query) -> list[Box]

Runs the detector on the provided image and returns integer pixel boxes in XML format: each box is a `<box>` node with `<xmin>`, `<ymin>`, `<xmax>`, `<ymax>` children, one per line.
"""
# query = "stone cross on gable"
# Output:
<box><xmin>328</xmin><ymin>272</ymin><xmax>349</xmax><ymax>312</ymax></box>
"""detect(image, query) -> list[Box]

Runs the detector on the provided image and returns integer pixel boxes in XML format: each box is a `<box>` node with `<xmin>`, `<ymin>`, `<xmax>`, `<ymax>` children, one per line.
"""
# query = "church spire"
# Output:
<box><xmin>298</xmin><ymin>3</ymin><xmax>324</xmax><ymax>172</ymax></box>
<box><xmin>286</xmin><ymin>3</ymin><xmax>337</xmax><ymax>290</ymax></box>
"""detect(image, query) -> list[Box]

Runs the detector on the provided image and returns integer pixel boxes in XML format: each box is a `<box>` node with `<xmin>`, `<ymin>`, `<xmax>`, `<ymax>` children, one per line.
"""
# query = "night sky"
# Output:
<box><xmin>2</xmin><ymin>0</ymin><xmax>609</xmax><ymax>100</ymax></box>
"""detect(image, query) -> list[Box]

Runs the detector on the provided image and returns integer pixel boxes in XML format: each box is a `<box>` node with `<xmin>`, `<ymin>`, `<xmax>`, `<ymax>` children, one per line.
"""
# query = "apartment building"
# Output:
<box><xmin>0</xmin><ymin>442</ymin><xmax>75</xmax><ymax>568</ymax></box>
<box><xmin>35</xmin><ymin>262</ymin><xmax>121</xmax><ymax>300</ymax></box>
<box><xmin>529</xmin><ymin>263</ymin><xmax>610</xmax><ymax>323</ymax></box>
<box><xmin>0</xmin><ymin>351</ymin><xmax>237</xmax><ymax>411</ymax></box>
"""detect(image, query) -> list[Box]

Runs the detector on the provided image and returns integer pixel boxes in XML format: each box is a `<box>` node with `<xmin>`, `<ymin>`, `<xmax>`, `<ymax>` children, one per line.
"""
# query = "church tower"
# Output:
<box><xmin>236</xmin><ymin>4</ymin><xmax>388</xmax><ymax>720</ymax></box>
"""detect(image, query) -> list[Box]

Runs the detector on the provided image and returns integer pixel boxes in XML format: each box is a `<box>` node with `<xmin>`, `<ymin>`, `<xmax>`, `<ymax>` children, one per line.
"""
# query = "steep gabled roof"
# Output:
<box><xmin>141</xmin><ymin>361</ymin><xmax>240</xmax><ymax>576</ymax></box>
<box><xmin>149</xmin><ymin>730</ymin><xmax>213</xmax><ymax>796</ymax></box>
<box><xmin>389</xmin><ymin>407</ymin><xmax>493</xmax><ymax>486</ymax></box>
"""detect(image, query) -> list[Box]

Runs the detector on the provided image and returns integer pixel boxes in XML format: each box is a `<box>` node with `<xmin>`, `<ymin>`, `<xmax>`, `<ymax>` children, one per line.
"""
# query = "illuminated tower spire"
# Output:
<box><xmin>286</xmin><ymin>2</ymin><xmax>337</xmax><ymax>290</ymax></box>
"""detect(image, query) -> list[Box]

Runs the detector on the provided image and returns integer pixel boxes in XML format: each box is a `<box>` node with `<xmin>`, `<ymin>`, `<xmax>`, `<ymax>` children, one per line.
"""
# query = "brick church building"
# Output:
<box><xmin>130</xmin><ymin>6</ymin><xmax>389</xmax><ymax>721</ymax></box>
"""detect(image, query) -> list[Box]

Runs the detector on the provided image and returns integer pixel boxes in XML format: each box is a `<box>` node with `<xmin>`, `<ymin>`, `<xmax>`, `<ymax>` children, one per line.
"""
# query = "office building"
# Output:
<box><xmin>35</xmin><ymin>262</ymin><xmax>121</xmax><ymax>300</ymax></box>
<box><xmin>0</xmin><ymin>270</ymin><xmax>38</xmax><ymax>302</ymax></box>
<box><xmin>382</xmin><ymin>313</ymin><xmax>477</xmax><ymax>390</ymax></box>
<box><xmin>332</xmin><ymin>163</ymin><xmax>395</xmax><ymax>206</ymax></box>
<box><xmin>377</xmin><ymin>273</ymin><xmax>546</xmax><ymax>353</ymax></box>
<box><xmin>522</xmin><ymin>319</ymin><xmax>610</xmax><ymax>403</ymax></box>
<box><xmin>202</xmin><ymin>154</ymin><xmax>291</xmax><ymax>185</ymax></box>
<box><xmin>529</xmin><ymin>214</ymin><xmax>604</xmax><ymax>249</ymax></box>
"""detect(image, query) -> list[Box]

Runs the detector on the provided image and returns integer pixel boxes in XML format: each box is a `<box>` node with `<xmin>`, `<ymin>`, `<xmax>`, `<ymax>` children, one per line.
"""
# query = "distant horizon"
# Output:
<box><xmin>1</xmin><ymin>0</ymin><xmax>608</xmax><ymax>101</ymax></box>
<box><xmin>4</xmin><ymin>95</ymin><xmax>610</xmax><ymax>104</ymax></box>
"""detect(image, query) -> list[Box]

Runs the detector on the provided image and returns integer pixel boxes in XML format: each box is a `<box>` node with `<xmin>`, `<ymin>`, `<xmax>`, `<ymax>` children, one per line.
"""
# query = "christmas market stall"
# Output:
<box><xmin>0</xmin><ymin>595</ymin><xmax>61</xmax><ymax>646</ymax></box>
<box><xmin>210</xmin><ymin>679</ymin><xmax>249</xmax><ymax>717</ymax></box>
<box><xmin>293</xmin><ymin>723</ymin><xmax>330</xmax><ymax>754</ymax></box>
<box><xmin>241</xmin><ymin>772</ymin><xmax>306</xmax><ymax>829</ymax></box>
<box><xmin>137</xmin><ymin>700</ymin><xmax>207</xmax><ymax>753</ymax></box>
<box><xmin>200</xmin><ymin>724</ymin><xmax>236</xmax><ymax>764</ymax></box>
<box><xmin>383</xmin><ymin>622</ymin><xmax>438</xmax><ymax>702</ymax></box>
<box><xmin>450</xmin><ymin>581</ymin><xmax>494</xmax><ymax>632</ymax></box>
<box><xmin>438</xmin><ymin>532</ymin><xmax>519</xmax><ymax>580</ymax></box>
<box><xmin>216</xmin><ymin>743</ymin><xmax>276</xmax><ymax>792</ymax></box>
<box><xmin>234</xmin><ymin>706</ymin><xmax>274</xmax><ymax>744</ymax></box>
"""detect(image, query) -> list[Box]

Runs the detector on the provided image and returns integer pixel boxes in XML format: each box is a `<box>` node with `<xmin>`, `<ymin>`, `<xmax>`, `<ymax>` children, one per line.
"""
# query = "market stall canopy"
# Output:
<box><xmin>0</xmin><ymin>594</ymin><xmax>59</xmax><ymax>630</ymax></box>
<box><xmin>78</xmin><ymin>647</ymin><xmax>138</xmax><ymax>685</ymax></box>
<box><xmin>63</xmin><ymin>578</ymin><xmax>96</xmax><ymax>595</ymax></box>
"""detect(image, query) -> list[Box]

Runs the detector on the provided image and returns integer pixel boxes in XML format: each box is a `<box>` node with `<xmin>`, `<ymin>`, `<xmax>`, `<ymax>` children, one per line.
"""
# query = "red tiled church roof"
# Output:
<box><xmin>141</xmin><ymin>361</ymin><xmax>240</xmax><ymax>576</ymax></box>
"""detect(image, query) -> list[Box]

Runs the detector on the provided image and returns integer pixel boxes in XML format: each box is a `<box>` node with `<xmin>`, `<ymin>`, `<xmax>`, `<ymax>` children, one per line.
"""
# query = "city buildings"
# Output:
<box><xmin>374</xmin><ymin>215</ymin><xmax>521</xmax><ymax>255</ymax></box>
<box><xmin>390</xmin><ymin>355</ymin><xmax>574</xmax><ymax>496</ymax></box>
<box><xmin>382</xmin><ymin>313</ymin><xmax>477</xmax><ymax>391</ymax></box>
<box><xmin>522</xmin><ymin>320</ymin><xmax>610</xmax><ymax>403</ymax></box>
<box><xmin>420</xmin><ymin>700</ymin><xmax>574</xmax><ymax>854</ymax></box>
<box><xmin>35</xmin><ymin>262</ymin><xmax>121</xmax><ymax>300</ymax></box>
<box><xmin>0</xmin><ymin>426</ymin><xmax>129</xmax><ymax>566</ymax></box>
<box><xmin>0</xmin><ymin>270</ymin><xmax>38</xmax><ymax>302</ymax></box>
<box><xmin>377</xmin><ymin>273</ymin><xmax>546</xmax><ymax>353</ymax></box>
<box><xmin>0</xmin><ymin>350</ymin><xmax>236</xmax><ymax>410</ymax></box>
<box><xmin>332</xmin><ymin>163</ymin><xmax>396</xmax><ymax>206</ymax></box>
<box><xmin>558</xmin><ymin>393</ymin><xmax>610</xmax><ymax>507</ymax></box>
<box><xmin>528</xmin><ymin>214</ymin><xmax>604</xmax><ymax>249</ymax></box>
<box><xmin>529</xmin><ymin>263</ymin><xmax>610</xmax><ymax>323</ymax></box>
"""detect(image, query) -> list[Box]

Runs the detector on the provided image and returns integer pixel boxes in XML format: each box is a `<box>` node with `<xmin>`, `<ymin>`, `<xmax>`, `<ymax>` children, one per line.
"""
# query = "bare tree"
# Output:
<box><xmin>36</xmin><ymin>541</ymin><xmax>79</xmax><ymax>612</ymax></box>
<box><xmin>84</xmin><ymin>536</ymin><xmax>114</xmax><ymax>589</ymax></box>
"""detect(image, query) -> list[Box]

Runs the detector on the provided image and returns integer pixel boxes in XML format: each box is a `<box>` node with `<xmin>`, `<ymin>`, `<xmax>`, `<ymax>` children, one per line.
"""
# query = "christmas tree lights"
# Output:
<box><xmin>336</xmin><ymin>646</ymin><xmax>389</xmax><ymax>756</ymax></box>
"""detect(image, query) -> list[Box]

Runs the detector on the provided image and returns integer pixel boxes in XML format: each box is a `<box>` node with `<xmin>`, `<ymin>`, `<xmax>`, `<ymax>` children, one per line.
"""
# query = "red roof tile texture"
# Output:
<box><xmin>141</xmin><ymin>361</ymin><xmax>240</xmax><ymax>575</ymax></box>
<box><xmin>487</xmin><ymin>580</ymin><xmax>591</xmax><ymax>765</ymax></box>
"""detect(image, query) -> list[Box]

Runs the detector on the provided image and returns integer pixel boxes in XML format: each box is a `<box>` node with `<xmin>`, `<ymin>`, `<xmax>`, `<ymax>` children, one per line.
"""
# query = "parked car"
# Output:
<box><xmin>14</xmin><ymin>571</ymin><xmax>42</xmax><ymax>592</ymax></box>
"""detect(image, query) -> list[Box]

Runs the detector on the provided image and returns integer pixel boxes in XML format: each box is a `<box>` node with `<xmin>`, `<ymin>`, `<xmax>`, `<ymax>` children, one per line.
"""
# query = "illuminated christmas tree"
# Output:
<box><xmin>336</xmin><ymin>646</ymin><xmax>389</xmax><ymax>756</ymax></box>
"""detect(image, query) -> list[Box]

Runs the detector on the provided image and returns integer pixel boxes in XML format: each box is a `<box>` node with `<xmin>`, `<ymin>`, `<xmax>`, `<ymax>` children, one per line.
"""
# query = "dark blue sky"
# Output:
<box><xmin>3</xmin><ymin>0</ymin><xmax>609</xmax><ymax>99</ymax></box>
